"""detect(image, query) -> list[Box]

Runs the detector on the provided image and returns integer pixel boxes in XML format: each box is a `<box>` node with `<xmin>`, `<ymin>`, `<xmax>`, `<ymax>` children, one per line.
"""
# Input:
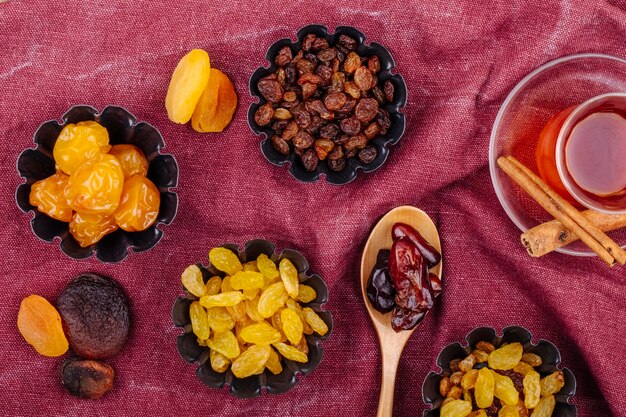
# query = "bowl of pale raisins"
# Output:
<box><xmin>171</xmin><ymin>239</ymin><xmax>333</xmax><ymax>398</ymax></box>
<box><xmin>422</xmin><ymin>326</ymin><xmax>576</xmax><ymax>417</ymax></box>
<box><xmin>248</xmin><ymin>24</ymin><xmax>407</xmax><ymax>185</ymax></box>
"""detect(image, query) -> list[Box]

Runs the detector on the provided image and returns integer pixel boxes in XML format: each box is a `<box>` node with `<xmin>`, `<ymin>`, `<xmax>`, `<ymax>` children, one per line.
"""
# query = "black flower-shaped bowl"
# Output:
<box><xmin>422</xmin><ymin>326</ymin><xmax>577</xmax><ymax>417</ymax></box>
<box><xmin>248</xmin><ymin>24</ymin><xmax>407</xmax><ymax>185</ymax></box>
<box><xmin>172</xmin><ymin>239</ymin><xmax>333</xmax><ymax>398</ymax></box>
<box><xmin>16</xmin><ymin>105</ymin><xmax>179</xmax><ymax>263</ymax></box>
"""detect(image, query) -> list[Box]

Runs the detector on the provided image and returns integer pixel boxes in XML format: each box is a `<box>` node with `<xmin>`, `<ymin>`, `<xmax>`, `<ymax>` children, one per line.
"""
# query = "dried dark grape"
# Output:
<box><xmin>301</xmin><ymin>82</ymin><xmax>317</xmax><ymax>100</ymax></box>
<box><xmin>384</xmin><ymin>80</ymin><xmax>394</xmax><ymax>102</ymax></box>
<box><xmin>293</xmin><ymin>131</ymin><xmax>314</xmax><ymax>149</ymax></box>
<box><xmin>340</xmin><ymin>116</ymin><xmax>361</xmax><ymax>135</ymax></box>
<box><xmin>338</xmin><ymin>34</ymin><xmax>357</xmax><ymax>51</ymax></box>
<box><xmin>254</xmin><ymin>104</ymin><xmax>274</xmax><ymax>126</ymax></box>
<box><xmin>293</xmin><ymin>108</ymin><xmax>312</xmax><ymax>129</ymax></box>
<box><xmin>285</xmin><ymin>64</ymin><xmax>297</xmax><ymax>84</ymax></box>
<box><xmin>327</xmin><ymin>157</ymin><xmax>347</xmax><ymax>172</ymax></box>
<box><xmin>338</xmin><ymin>97</ymin><xmax>357</xmax><ymax>113</ymax></box>
<box><xmin>271</xmin><ymin>135</ymin><xmax>290</xmax><ymax>155</ymax></box>
<box><xmin>327</xmin><ymin>145</ymin><xmax>344</xmax><ymax>160</ymax></box>
<box><xmin>344</xmin><ymin>52</ymin><xmax>361</xmax><ymax>73</ymax></box>
<box><xmin>390</xmin><ymin>238</ymin><xmax>434</xmax><ymax>314</ymax></box>
<box><xmin>366</xmin><ymin>249</ymin><xmax>395</xmax><ymax>313</ymax></box>
<box><xmin>392</xmin><ymin>223</ymin><xmax>441</xmax><ymax>268</ymax></box>
<box><xmin>344</xmin><ymin>134</ymin><xmax>368</xmax><ymax>151</ymax></box>
<box><xmin>358</xmin><ymin>145</ymin><xmax>378</xmax><ymax>164</ymax></box>
<box><xmin>300</xmin><ymin>148</ymin><xmax>319</xmax><ymax>171</ymax></box>
<box><xmin>306</xmin><ymin>116</ymin><xmax>325</xmax><ymax>134</ymax></box>
<box><xmin>257</xmin><ymin>79</ymin><xmax>284</xmax><ymax>103</ymax></box>
<box><xmin>371</xmin><ymin>85</ymin><xmax>385</xmax><ymax>104</ymax></box>
<box><xmin>296</xmin><ymin>59</ymin><xmax>315</xmax><ymax>75</ymax></box>
<box><xmin>315</xmin><ymin>64</ymin><xmax>333</xmax><ymax>83</ymax></box>
<box><xmin>304</xmin><ymin>52</ymin><xmax>319</xmax><ymax>66</ymax></box>
<box><xmin>376</xmin><ymin>108</ymin><xmax>391</xmax><ymax>131</ymax></box>
<box><xmin>298</xmin><ymin>73</ymin><xmax>323</xmax><ymax>85</ymax></box>
<box><xmin>272</xmin><ymin>120</ymin><xmax>289</xmax><ymax>134</ymax></box>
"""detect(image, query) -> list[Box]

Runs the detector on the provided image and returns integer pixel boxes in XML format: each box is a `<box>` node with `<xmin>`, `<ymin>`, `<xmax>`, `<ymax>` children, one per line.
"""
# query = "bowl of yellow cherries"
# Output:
<box><xmin>16</xmin><ymin>105</ymin><xmax>179</xmax><ymax>262</ymax></box>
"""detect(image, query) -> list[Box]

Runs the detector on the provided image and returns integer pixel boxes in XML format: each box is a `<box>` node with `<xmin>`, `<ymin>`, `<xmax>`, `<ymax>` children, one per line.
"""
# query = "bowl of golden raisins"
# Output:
<box><xmin>172</xmin><ymin>239</ymin><xmax>333</xmax><ymax>398</ymax></box>
<box><xmin>422</xmin><ymin>326</ymin><xmax>576</xmax><ymax>417</ymax></box>
<box><xmin>16</xmin><ymin>105</ymin><xmax>178</xmax><ymax>262</ymax></box>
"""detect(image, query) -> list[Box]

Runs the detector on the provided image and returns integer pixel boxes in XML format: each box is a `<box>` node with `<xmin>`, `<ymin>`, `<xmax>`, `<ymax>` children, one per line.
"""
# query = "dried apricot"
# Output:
<box><xmin>302</xmin><ymin>307</ymin><xmax>328</xmax><ymax>336</ymax></box>
<box><xmin>200</xmin><ymin>291</ymin><xmax>244</xmax><ymax>309</ymax></box>
<box><xmin>165</xmin><ymin>49</ymin><xmax>211</xmax><ymax>124</ymax></box>
<box><xmin>191</xmin><ymin>68</ymin><xmax>237</xmax><ymax>133</ymax></box>
<box><xmin>440</xmin><ymin>399</ymin><xmax>472</xmax><ymax>417</ymax></box>
<box><xmin>210</xmin><ymin>349</ymin><xmax>231</xmax><ymax>373</ymax></box>
<box><xmin>113</xmin><ymin>175</ymin><xmax>160</xmax><ymax>232</ymax></box>
<box><xmin>190</xmin><ymin>301</ymin><xmax>210</xmax><ymax>340</ymax></box>
<box><xmin>108</xmin><ymin>144</ymin><xmax>148</xmax><ymax>179</ymax></box>
<box><xmin>181</xmin><ymin>265</ymin><xmax>207</xmax><ymax>297</ymax></box>
<box><xmin>67</xmin><ymin>153</ymin><xmax>124</xmax><ymax>215</ymax></box>
<box><xmin>69</xmin><ymin>212</ymin><xmax>118</xmax><ymax>247</ymax></box>
<box><xmin>279</xmin><ymin>258</ymin><xmax>299</xmax><ymax>298</ymax></box>
<box><xmin>206</xmin><ymin>330</ymin><xmax>240</xmax><ymax>359</ymax></box>
<box><xmin>29</xmin><ymin>172</ymin><xmax>73</xmax><ymax>222</ymax></box>
<box><xmin>523</xmin><ymin>370</ymin><xmax>541</xmax><ymax>409</ymax></box>
<box><xmin>475</xmin><ymin>367</ymin><xmax>495</xmax><ymax>408</ymax></box>
<box><xmin>258</xmin><ymin>282</ymin><xmax>288</xmax><ymax>318</ymax></box>
<box><xmin>17</xmin><ymin>294</ymin><xmax>69</xmax><ymax>357</ymax></box>
<box><xmin>272</xmin><ymin>342</ymin><xmax>308</xmax><ymax>363</ymax></box>
<box><xmin>488</xmin><ymin>342</ymin><xmax>523</xmax><ymax>370</ymax></box>
<box><xmin>209</xmin><ymin>247</ymin><xmax>242</xmax><ymax>275</ymax></box>
<box><xmin>240</xmin><ymin>322</ymin><xmax>282</xmax><ymax>345</ymax></box>
<box><xmin>280</xmin><ymin>308</ymin><xmax>303</xmax><ymax>344</ymax></box>
<box><xmin>231</xmin><ymin>344</ymin><xmax>271</xmax><ymax>378</ymax></box>
<box><xmin>53</xmin><ymin>121</ymin><xmax>110</xmax><ymax>175</ymax></box>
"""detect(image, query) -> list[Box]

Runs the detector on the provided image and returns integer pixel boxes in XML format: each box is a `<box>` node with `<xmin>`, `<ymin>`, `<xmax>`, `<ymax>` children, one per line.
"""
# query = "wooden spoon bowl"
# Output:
<box><xmin>360</xmin><ymin>205</ymin><xmax>442</xmax><ymax>417</ymax></box>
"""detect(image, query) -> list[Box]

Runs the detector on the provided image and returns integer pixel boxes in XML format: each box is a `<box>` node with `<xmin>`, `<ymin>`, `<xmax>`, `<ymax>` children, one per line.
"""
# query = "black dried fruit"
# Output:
<box><xmin>366</xmin><ymin>249</ymin><xmax>395</xmax><ymax>313</ymax></box>
<box><xmin>57</xmin><ymin>273</ymin><xmax>130</xmax><ymax>359</ymax></box>
<box><xmin>61</xmin><ymin>359</ymin><xmax>114</xmax><ymax>399</ymax></box>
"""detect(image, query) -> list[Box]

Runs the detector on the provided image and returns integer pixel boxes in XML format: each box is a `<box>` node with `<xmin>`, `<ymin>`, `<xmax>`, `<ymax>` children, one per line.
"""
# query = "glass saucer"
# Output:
<box><xmin>489</xmin><ymin>53</ymin><xmax>626</xmax><ymax>256</ymax></box>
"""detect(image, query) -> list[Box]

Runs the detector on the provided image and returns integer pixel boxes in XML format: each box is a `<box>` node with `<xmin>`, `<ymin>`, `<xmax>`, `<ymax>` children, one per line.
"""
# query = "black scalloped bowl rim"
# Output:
<box><xmin>171</xmin><ymin>239</ymin><xmax>334</xmax><ymax>398</ymax></box>
<box><xmin>247</xmin><ymin>24</ymin><xmax>407</xmax><ymax>185</ymax></box>
<box><xmin>422</xmin><ymin>326</ymin><xmax>577</xmax><ymax>417</ymax></box>
<box><xmin>15</xmin><ymin>105</ymin><xmax>179</xmax><ymax>263</ymax></box>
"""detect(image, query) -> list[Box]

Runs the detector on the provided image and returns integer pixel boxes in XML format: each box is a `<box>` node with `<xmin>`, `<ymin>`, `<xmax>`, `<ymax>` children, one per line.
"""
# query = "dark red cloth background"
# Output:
<box><xmin>1</xmin><ymin>1</ymin><xmax>625</xmax><ymax>416</ymax></box>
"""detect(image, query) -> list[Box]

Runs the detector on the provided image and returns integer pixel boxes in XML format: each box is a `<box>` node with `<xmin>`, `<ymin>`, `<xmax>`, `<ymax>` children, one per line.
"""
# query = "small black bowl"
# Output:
<box><xmin>248</xmin><ymin>24</ymin><xmax>407</xmax><ymax>185</ymax></box>
<box><xmin>422</xmin><ymin>326</ymin><xmax>577</xmax><ymax>417</ymax></box>
<box><xmin>15</xmin><ymin>105</ymin><xmax>179</xmax><ymax>263</ymax></box>
<box><xmin>171</xmin><ymin>239</ymin><xmax>333</xmax><ymax>398</ymax></box>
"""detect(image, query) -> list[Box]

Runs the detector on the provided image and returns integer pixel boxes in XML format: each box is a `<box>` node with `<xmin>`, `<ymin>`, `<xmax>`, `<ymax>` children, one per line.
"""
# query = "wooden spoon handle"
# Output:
<box><xmin>377</xmin><ymin>347</ymin><xmax>403</xmax><ymax>417</ymax></box>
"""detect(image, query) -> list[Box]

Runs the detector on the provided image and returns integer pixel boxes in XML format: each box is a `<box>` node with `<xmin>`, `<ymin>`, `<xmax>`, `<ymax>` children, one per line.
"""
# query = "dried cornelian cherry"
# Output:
<box><xmin>191</xmin><ymin>68</ymin><xmax>238</xmax><ymax>133</ymax></box>
<box><xmin>69</xmin><ymin>212</ymin><xmax>118</xmax><ymax>247</ymax></box>
<box><xmin>29</xmin><ymin>171</ymin><xmax>73</xmax><ymax>222</ymax></box>
<box><xmin>108</xmin><ymin>144</ymin><xmax>148</xmax><ymax>179</ymax></box>
<box><xmin>53</xmin><ymin>121</ymin><xmax>111</xmax><ymax>175</ymax></box>
<box><xmin>67</xmin><ymin>153</ymin><xmax>124</xmax><ymax>215</ymax></box>
<box><xmin>165</xmin><ymin>49</ymin><xmax>211</xmax><ymax>124</ymax></box>
<box><xmin>113</xmin><ymin>175</ymin><xmax>160</xmax><ymax>232</ymax></box>
<box><xmin>17</xmin><ymin>294</ymin><xmax>69</xmax><ymax>357</ymax></box>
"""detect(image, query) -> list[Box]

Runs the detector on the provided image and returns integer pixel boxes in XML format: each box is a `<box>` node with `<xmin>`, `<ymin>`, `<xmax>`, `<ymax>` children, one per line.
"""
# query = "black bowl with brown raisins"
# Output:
<box><xmin>422</xmin><ymin>326</ymin><xmax>577</xmax><ymax>417</ymax></box>
<box><xmin>248</xmin><ymin>24</ymin><xmax>407</xmax><ymax>185</ymax></box>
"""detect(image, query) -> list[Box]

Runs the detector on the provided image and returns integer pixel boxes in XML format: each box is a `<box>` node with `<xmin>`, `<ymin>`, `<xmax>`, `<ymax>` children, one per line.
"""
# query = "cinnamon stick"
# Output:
<box><xmin>506</xmin><ymin>156</ymin><xmax>626</xmax><ymax>265</ymax></box>
<box><xmin>522</xmin><ymin>211</ymin><xmax>626</xmax><ymax>257</ymax></box>
<box><xmin>497</xmin><ymin>156</ymin><xmax>619</xmax><ymax>266</ymax></box>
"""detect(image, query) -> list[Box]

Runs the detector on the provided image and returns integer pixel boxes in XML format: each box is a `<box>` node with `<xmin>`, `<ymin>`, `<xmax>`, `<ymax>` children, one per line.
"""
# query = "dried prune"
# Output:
<box><xmin>366</xmin><ymin>249</ymin><xmax>395</xmax><ymax>313</ymax></box>
<box><xmin>18</xmin><ymin>295</ymin><xmax>69</xmax><ymax>357</ymax></box>
<box><xmin>62</xmin><ymin>359</ymin><xmax>114</xmax><ymax>399</ymax></box>
<box><xmin>57</xmin><ymin>274</ymin><xmax>130</xmax><ymax>359</ymax></box>
<box><xmin>300</xmin><ymin>148</ymin><xmax>319</xmax><ymax>171</ymax></box>
<box><xmin>358</xmin><ymin>145</ymin><xmax>378</xmax><ymax>164</ymax></box>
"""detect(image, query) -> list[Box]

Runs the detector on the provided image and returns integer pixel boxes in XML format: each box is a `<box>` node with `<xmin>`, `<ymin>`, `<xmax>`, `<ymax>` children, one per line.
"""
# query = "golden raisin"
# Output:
<box><xmin>165</xmin><ymin>49</ymin><xmax>211</xmax><ymax>124</ymax></box>
<box><xmin>540</xmin><ymin>370</ymin><xmax>565</xmax><ymax>397</ymax></box>
<box><xmin>199</xmin><ymin>291</ymin><xmax>244</xmax><ymax>308</ymax></box>
<box><xmin>17</xmin><ymin>295</ymin><xmax>69</xmax><ymax>357</ymax></box>
<box><xmin>302</xmin><ymin>307</ymin><xmax>328</xmax><ymax>336</ymax></box>
<box><xmin>257</xmin><ymin>253</ymin><xmax>279</xmax><ymax>280</ymax></box>
<box><xmin>440</xmin><ymin>400</ymin><xmax>472</xmax><ymax>417</ymax></box>
<box><xmin>190</xmin><ymin>301</ymin><xmax>210</xmax><ymax>340</ymax></box>
<box><xmin>230</xmin><ymin>271</ymin><xmax>265</xmax><ymax>291</ymax></box>
<box><xmin>53</xmin><ymin>121</ymin><xmax>110</xmax><ymax>175</ymax></box>
<box><xmin>296</xmin><ymin>285</ymin><xmax>317</xmax><ymax>303</ymax></box>
<box><xmin>279</xmin><ymin>258</ymin><xmax>299</xmax><ymax>298</ymax></box>
<box><xmin>530</xmin><ymin>395</ymin><xmax>555</xmax><ymax>417</ymax></box>
<box><xmin>265</xmin><ymin>347</ymin><xmax>283</xmax><ymax>375</ymax></box>
<box><xmin>113</xmin><ymin>175</ymin><xmax>160</xmax><ymax>232</ymax></box>
<box><xmin>209</xmin><ymin>247</ymin><xmax>242</xmax><ymax>275</ymax></box>
<box><xmin>206</xmin><ymin>330</ymin><xmax>240</xmax><ymax>359</ymax></box>
<box><xmin>231</xmin><ymin>344</ymin><xmax>270</xmax><ymax>378</ymax></box>
<box><xmin>461</xmin><ymin>369</ymin><xmax>479</xmax><ymax>390</ymax></box>
<box><xmin>523</xmin><ymin>370</ymin><xmax>541</xmax><ymax>409</ymax></box>
<box><xmin>69</xmin><ymin>212</ymin><xmax>118</xmax><ymax>247</ymax></box>
<box><xmin>29</xmin><ymin>172</ymin><xmax>73</xmax><ymax>222</ymax></box>
<box><xmin>205</xmin><ymin>276</ymin><xmax>222</xmax><ymax>296</ymax></box>
<box><xmin>181</xmin><ymin>265</ymin><xmax>207</xmax><ymax>297</ymax></box>
<box><xmin>280</xmin><ymin>308</ymin><xmax>303</xmax><ymax>345</ymax></box>
<box><xmin>475</xmin><ymin>367</ymin><xmax>495</xmax><ymax>408</ymax></box>
<box><xmin>108</xmin><ymin>144</ymin><xmax>148</xmax><ymax>179</ymax></box>
<box><xmin>210</xmin><ymin>349</ymin><xmax>230</xmax><ymax>373</ymax></box>
<box><xmin>240</xmin><ymin>322</ymin><xmax>282</xmax><ymax>345</ymax></box>
<box><xmin>488</xmin><ymin>342</ymin><xmax>523</xmax><ymax>370</ymax></box>
<box><xmin>206</xmin><ymin>307</ymin><xmax>236</xmax><ymax>332</ymax></box>
<box><xmin>258</xmin><ymin>282</ymin><xmax>288</xmax><ymax>318</ymax></box>
<box><xmin>272</xmin><ymin>342</ymin><xmax>308</xmax><ymax>363</ymax></box>
<box><xmin>492</xmin><ymin>370</ymin><xmax>519</xmax><ymax>406</ymax></box>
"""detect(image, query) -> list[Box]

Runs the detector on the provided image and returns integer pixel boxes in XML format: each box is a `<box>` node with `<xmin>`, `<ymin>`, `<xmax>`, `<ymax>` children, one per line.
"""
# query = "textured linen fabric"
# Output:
<box><xmin>1</xmin><ymin>1</ymin><xmax>625</xmax><ymax>416</ymax></box>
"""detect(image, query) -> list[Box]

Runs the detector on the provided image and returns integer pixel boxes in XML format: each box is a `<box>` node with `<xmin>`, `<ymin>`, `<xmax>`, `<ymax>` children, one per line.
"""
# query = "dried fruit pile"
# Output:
<box><xmin>29</xmin><ymin>121</ymin><xmax>160</xmax><ymax>247</ymax></box>
<box><xmin>17</xmin><ymin>274</ymin><xmax>130</xmax><ymax>399</ymax></box>
<box><xmin>181</xmin><ymin>247</ymin><xmax>329</xmax><ymax>378</ymax></box>
<box><xmin>366</xmin><ymin>222</ymin><xmax>442</xmax><ymax>331</ymax></box>
<box><xmin>439</xmin><ymin>341</ymin><xmax>564</xmax><ymax>417</ymax></box>
<box><xmin>254</xmin><ymin>32</ymin><xmax>395</xmax><ymax>172</ymax></box>
<box><xmin>165</xmin><ymin>49</ymin><xmax>237</xmax><ymax>133</ymax></box>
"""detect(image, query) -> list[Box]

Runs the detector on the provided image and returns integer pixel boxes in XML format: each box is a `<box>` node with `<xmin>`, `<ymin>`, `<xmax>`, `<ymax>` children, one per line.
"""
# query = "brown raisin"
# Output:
<box><xmin>296</xmin><ymin>59</ymin><xmax>315</xmax><ymax>75</ymax></box>
<box><xmin>300</xmin><ymin>148</ymin><xmax>319</xmax><ymax>171</ymax></box>
<box><xmin>312</xmin><ymin>37</ymin><xmax>329</xmax><ymax>51</ymax></box>
<box><xmin>272</xmin><ymin>120</ymin><xmax>289</xmax><ymax>134</ymax></box>
<box><xmin>271</xmin><ymin>135</ymin><xmax>290</xmax><ymax>155</ymax></box>
<box><xmin>298</xmin><ymin>73</ymin><xmax>323</xmax><ymax>85</ymax></box>
<box><xmin>319</xmin><ymin>123</ymin><xmax>340</xmax><ymax>139</ymax></box>
<box><xmin>273</xmin><ymin>108</ymin><xmax>292</xmax><ymax>120</ymax></box>
<box><xmin>302</xmin><ymin>34</ymin><xmax>316</xmax><ymax>51</ymax></box>
<box><xmin>354</xmin><ymin>66</ymin><xmax>374</xmax><ymax>91</ymax></box>
<box><xmin>368</xmin><ymin>55</ymin><xmax>381</xmax><ymax>73</ymax></box>
<box><xmin>338</xmin><ymin>34</ymin><xmax>358</xmax><ymax>51</ymax></box>
<box><xmin>254</xmin><ymin>104</ymin><xmax>274</xmax><ymax>126</ymax></box>
<box><xmin>344</xmin><ymin>81</ymin><xmax>361</xmax><ymax>99</ymax></box>
<box><xmin>338</xmin><ymin>97</ymin><xmax>357</xmax><ymax>113</ymax></box>
<box><xmin>324</xmin><ymin>92</ymin><xmax>348</xmax><ymax>111</ymax></box>
<box><xmin>281</xmin><ymin>121</ymin><xmax>299</xmax><ymax>140</ymax></box>
<box><xmin>340</xmin><ymin>116</ymin><xmax>361</xmax><ymax>135</ymax></box>
<box><xmin>293</xmin><ymin>131</ymin><xmax>314</xmax><ymax>149</ymax></box>
<box><xmin>364</xmin><ymin>122</ymin><xmax>381</xmax><ymax>139</ymax></box>
<box><xmin>285</xmin><ymin>64</ymin><xmax>297</xmax><ymax>84</ymax></box>
<box><xmin>301</xmin><ymin>82</ymin><xmax>317</xmax><ymax>100</ymax></box>
<box><xmin>344</xmin><ymin>134</ymin><xmax>368</xmax><ymax>151</ymax></box>
<box><xmin>304</xmin><ymin>52</ymin><xmax>319</xmax><ymax>66</ymax></box>
<box><xmin>384</xmin><ymin>80</ymin><xmax>395</xmax><ymax>102</ymax></box>
<box><xmin>274</xmin><ymin>46</ymin><xmax>293</xmax><ymax>67</ymax></box>
<box><xmin>355</xmin><ymin>98</ymin><xmax>379</xmax><ymax>123</ymax></box>
<box><xmin>315</xmin><ymin>65</ymin><xmax>333</xmax><ymax>83</ymax></box>
<box><xmin>330</xmin><ymin>72</ymin><xmax>345</xmax><ymax>93</ymax></box>
<box><xmin>293</xmin><ymin>108</ymin><xmax>312</xmax><ymax>129</ymax></box>
<box><xmin>317</xmin><ymin>48</ymin><xmax>336</xmax><ymax>62</ymax></box>
<box><xmin>314</xmin><ymin>139</ymin><xmax>334</xmax><ymax>160</ymax></box>
<box><xmin>306</xmin><ymin>116</ymin><xmax>324</xmax><ymax>134</ymax></box>
<box><xmin>327</xmin><ymin>157</ymin><xmax>347</xmax><ymax>172</ymax></box>
<box><xmin>371</xmin><ymin>86</ymin><xmax>385</xmax><ymax>104</ymax></box>
<box><xmin>358</xmin><ymin>145</ymin><xmax>378</xmax><ymax>164</ymax></box>
<box><xmin>283</xmin><ymin>91</ymin><xmax>297</xmax><ymax>102</ymax></box>
<box><xmin>327</xmin><ymin>145</ymin><xmax>344</xmax><ymax>160</ymax></box>
<box><xmin>344</xmin><ymin>52</ymin><xmax>361</xmax><ymax>73</ymax></box>
<box><xmin>257</xmin><ymin>79</ymin><xmax>284</xmax><ymax>103</ymax></box>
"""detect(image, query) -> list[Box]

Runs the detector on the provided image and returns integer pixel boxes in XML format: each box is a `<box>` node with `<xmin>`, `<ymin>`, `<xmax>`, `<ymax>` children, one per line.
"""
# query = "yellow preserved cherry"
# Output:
<box><xmin>69</xmin><ymin>212</ymin><xmax>118</xmax><ymax>247</ymax></box>
<box><xmin>113</xmin><ymin>175</ymin><xmax>160</xmax><ymax>232</ymax></box>
<box><xmin>17</xmin><ymin>295</ymin><xmax>69</xmax><ymax>357</ymax></box>
<box><xmin>108</xmin><ymin>144</ymin><xmax>148</xmax><ymax>179</ymax></box>
<box><xmin>165</xmin><ymin>49</ymin><xmax>211</xmax><ymax>124</ymax></box>
<box><xmin>67</xmin><ymin>153</ymin><xmax>124</xmax><ymax>215</ymax></box>
<box><xmin>53</xmin><ymin>121</ymin><xmax>111</xmax><ymax>175</ymax></box>
<box><xmin>29</xmin><ymin>172</ymin><xmax>73</xmax><ymax>222</ymax></box>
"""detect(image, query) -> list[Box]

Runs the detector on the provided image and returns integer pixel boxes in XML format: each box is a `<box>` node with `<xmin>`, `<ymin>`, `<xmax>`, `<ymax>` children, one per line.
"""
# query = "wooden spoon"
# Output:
<box><xmin>360</xmin><ymin>205</ymin><xmax>442</xmax><ymax>417</ymax></box>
